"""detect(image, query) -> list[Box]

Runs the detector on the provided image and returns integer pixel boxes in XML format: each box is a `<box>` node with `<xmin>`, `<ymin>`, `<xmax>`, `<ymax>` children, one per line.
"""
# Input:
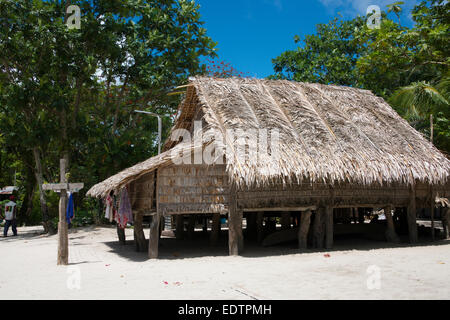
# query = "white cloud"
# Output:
<box><xmin>263</xmin><ymin>0</ymin><xmax>283</xmax><ymax>12</ymax></box>
<box><xmin>318</xmin><ymin>0</ymin><xmax>418</xmax><ymax>18</ymax></box>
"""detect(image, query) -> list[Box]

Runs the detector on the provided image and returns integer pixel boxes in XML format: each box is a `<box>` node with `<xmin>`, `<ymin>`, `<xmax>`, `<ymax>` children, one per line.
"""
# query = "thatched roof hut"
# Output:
<box><xmin>87</xmin><ymin>77</ymin><xmax>450</xmax><ymax>258</ymax></box>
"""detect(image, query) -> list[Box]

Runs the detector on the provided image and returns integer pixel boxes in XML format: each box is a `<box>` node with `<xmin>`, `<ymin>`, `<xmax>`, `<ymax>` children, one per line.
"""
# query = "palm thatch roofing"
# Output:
<box><xmin>87</xmin><ymin>77</ymin><xmax>450</xmax><ymax>198</ymax></box>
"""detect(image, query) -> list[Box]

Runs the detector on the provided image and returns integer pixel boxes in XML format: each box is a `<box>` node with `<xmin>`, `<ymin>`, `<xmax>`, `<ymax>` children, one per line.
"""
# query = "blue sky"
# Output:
<box><xmin>195</xmin><ymin>0</ymin><xmax>419</xmax><ymax>78</ymax></box>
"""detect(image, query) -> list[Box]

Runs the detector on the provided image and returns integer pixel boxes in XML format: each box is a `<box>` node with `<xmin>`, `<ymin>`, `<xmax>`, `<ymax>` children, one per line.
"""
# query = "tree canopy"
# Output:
<box><xmin>0</xmin><ymin>0</ymin><xmax>216</xmax><ymax>228</ymax></box>
<box><xmin>271</xmin><ymin>0</ymin><xmax>449</xmax><ymax>153</ymax></box>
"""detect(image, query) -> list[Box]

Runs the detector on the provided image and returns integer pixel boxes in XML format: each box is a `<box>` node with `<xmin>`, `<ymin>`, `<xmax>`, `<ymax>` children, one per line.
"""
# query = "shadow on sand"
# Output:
<box><xmin>102</xmin><ymin>228</ymin><xmax>450</xmax><ymax>262</ymax></box>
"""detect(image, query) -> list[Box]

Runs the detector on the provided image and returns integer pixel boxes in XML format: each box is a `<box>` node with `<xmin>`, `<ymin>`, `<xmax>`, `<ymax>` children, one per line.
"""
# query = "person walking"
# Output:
<box><xmin>3</xmin><ymin>195</ymin><xmax>17</xmax><ymax>237</ymax></box>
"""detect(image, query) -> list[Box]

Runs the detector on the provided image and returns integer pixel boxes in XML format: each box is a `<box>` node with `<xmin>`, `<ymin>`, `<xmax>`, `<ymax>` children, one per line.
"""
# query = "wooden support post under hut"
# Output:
<box><xmin>187</xmin><ymin>215</ymin><xmax>196</xmax><ymax>240</ymax></box>
<box><xmin>210</xmin><ymin>213</ymin><xmax>221</xmax><ymax>246</ymax></box>
<box><xmin>298</xmin><ymin>210</ymin><xmax>312</xmax><ymax>250</ymax></box>
<box><xmin>148</xmin><ymin>214</ymin><xmax>160</xmax><ymax>259</ymax></box>
<box><xmin>281</xmin><ymin>212</ymin><xmax>291</xmax><ymax>230</ymax></box>
<box><xmin>384</xmin><ymin>205</ymin><xmax>400</xmax><ymax>243</ymax></box>
<box><xmin>407</xmin><ymin>188</ymin><xmax>418</xmax><ymax>244</ymax></box>
<box><xmin>117</xmin><ymin>225</ymin><xmax>126</xmax><ymax>245</ymax></box>
<box><xmin>325</xmin><ymin>207</ymin><xmax>334</xmax><ymax>249</ymax></box>
<box><xmin>256</xmin><ymin>212</ymin><xmax>264</xmax><ymax>244</ymax></box>
<box><xmin>444</xmin><ymin>207</ymin><xmax>450</xmax><ymax>239</ymax></box>
<box><xmin>313</xmin><ymin>208</ymin><xmax>325</xmax><ymax>249</ymax></box>
<box><xmin>134</xmin><ymin>212</ymin><xmax>147</xmax><ymax>252</ymax></box>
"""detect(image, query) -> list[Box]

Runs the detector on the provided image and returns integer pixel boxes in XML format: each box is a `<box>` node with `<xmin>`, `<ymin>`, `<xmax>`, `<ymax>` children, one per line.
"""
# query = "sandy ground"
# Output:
<box><xmin>0</xmin><ymin>225</ymin><xmax>449</xmax><ymax>300</ymax></box>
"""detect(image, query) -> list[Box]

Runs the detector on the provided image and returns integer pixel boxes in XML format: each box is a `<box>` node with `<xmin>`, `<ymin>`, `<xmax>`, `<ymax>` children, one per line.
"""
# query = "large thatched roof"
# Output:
<box><xmin>87</xmin><ymin>77</ymin><xmax>450</xmax><ymax>198</ymax></box>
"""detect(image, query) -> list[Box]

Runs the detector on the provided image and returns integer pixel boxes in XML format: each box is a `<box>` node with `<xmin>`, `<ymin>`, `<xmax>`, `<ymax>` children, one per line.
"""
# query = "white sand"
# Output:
<box><xmin>0</xmin><ymin>225</ymin><xmax>449</xmax><ymax>300</ymax></box>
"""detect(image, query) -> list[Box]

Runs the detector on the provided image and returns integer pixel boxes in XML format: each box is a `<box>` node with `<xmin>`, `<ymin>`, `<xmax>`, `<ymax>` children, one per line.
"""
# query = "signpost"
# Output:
<box><xmin>42</xmin><ymin>159</ymin><xmax>83</xmax><ymax>265</ymax></box>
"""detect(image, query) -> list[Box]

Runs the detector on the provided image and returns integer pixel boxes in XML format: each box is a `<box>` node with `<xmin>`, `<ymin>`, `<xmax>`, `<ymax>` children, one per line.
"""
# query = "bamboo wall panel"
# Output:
<box><xmin>158</xmin><ymin>164</ymin><xmax>229</xmax><ymax>214</ymax></box>
<box><xmin>128</xmin><ymin>171</ymin><xmax>155</xmax><ymax>212</ymax></box>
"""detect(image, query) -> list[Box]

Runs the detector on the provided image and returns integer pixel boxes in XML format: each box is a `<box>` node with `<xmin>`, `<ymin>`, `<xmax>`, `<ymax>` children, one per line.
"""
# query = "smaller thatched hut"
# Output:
<box><xmin>87</xmin><ymin>77</ymin><xmax>450</xmax><ymax>258</ymax></box>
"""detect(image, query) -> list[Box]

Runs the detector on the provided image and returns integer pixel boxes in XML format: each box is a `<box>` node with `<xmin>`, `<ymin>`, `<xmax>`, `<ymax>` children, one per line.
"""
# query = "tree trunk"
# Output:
<box><xmin>430</xmin><ymin>114</ymin><xmax>434</xmax><ymax>143</ymax></box>
<box><xmin>18</xmin><ymin>162</ymin><xmax>36</xmax><ymax>221</ymax></box>
<box><xmin>33</xmin><ymin>147</ymin><xmax>55</xmax><ymax>234</ymax></box>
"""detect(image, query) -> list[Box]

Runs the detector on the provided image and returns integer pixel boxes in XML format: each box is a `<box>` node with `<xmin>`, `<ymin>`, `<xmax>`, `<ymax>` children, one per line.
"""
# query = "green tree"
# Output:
<box><xmin>271</xmin><ymin>15</ymin><xmax>367</xmax><ymax>86</ymax></box>
<box><xmin>389</xmin><ymin>80</ymin><xmax>449</xmax><ymax>141</ymax></box>
<box><xmin>0</xmin><ymin>0</ymin><xmax>216</xmax><ymax>228</ymax></box>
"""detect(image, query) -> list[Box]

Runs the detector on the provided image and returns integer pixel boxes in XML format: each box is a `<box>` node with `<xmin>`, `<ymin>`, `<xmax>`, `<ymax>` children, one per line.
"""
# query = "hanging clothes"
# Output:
<box><xmin>105</xmin><ymin>194</ymin><xmax>114</xmax><ymax>222</ymax></box>
<box><xmin>66</xmin><ymin>192</ymin><xmax>74</xmax><ymax>225</ymax></box>
<box><xmin>116</xmin><ymin>187</ymin><xmax>133</xmax><ymax>228</ymax></box>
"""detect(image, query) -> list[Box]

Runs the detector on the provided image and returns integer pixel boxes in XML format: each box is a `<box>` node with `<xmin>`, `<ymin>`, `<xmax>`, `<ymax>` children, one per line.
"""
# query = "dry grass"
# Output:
<box><xmin>87</xmin><ymin>77</ymin><xmax>450</xmax><ymax>198</ymax></box>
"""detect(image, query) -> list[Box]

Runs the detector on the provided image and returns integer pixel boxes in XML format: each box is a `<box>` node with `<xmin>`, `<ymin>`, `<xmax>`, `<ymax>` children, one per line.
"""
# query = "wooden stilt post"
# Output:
<box><xmin>407</xmin><ymin>187</ymin><xmax>418</xmax><ymax>244</ymax></box>
<box><xmin>134</xmin><ymin>212</ymin><xmax>147</xmax><ymax>252</ymax></box>
<box><xmin>148</xmin><ymin>214</ymin><xmax>160</xmax><ymax>259</ymax></box>
<box><xmin>443</xmin><ymin>207</ymin><xmax>450</xmax><ymax>239</ymax></box>
<box><xmin>281</xmin><ymin>212</ymin><xmax>291</xmax><ymax>230</ymax></box>
<box><xmin>298</xmin><ymin>210</ymin><xmax>312</xmax><ymax>250</ymax></box>
<box><xmin>175</xmin><ymin>215</ymin><xmax>184</xmax><ymax>240</ymax></box>
<box><xmin>149</xmin><ymin>169</ymin><xmax>160</xmax><ymax>259</ymax></box>
<box><xmin>187</xmin><ymin>215</ymin><xmax>196</xmax><ymax>239</ymax></box>
<box><xmin>228</xmin><ymin>182</ymin><xmax>243</xmax><ymax>255</ymax></box>
<box><xmin>384</xmin><ymin>205</ymin><xmax>400</xmax><ymax>243</ymax></box>
<box><xmin>313</xmin><ymin>208</ymin><xmax>325</xmax><ymax>248</ymax></box>
<box><xmin>210</xmin><ymin>213</ymin><xmax>221</xmax><ymax>246</ymax></box>
<box><xmin>325</xmin><ymin>206</ymin><xmax>334</xmax><ymax>249</ymax></box>
<box><xmin>256</xmin><ymin>211</ymin><xmax>264</xmax><ymax>244</ymax></box>
<box><xmin>116</xmin><ymin>225</ymin><xmax>126</xmax><ymax>244</ymax></box>
<box><xmin>430</xmin><ymin>189</ymin><xmax>435</xmax><ymax>241</ymax></box>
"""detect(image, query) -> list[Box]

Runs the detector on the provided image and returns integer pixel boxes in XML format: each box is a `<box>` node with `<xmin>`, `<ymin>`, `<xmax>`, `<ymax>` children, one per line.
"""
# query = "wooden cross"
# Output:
<box><xmin>42</xmin><ymin>159</ymin><xmax>84</xmax><ymax>265</ymax></box>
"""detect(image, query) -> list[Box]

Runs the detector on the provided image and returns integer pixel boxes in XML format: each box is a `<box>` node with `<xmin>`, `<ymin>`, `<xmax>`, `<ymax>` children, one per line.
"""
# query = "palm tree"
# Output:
<box><xmin>389</xmin><ymin>80</ymin><xmax>449</xmax><ymax>143</ymax></box>
<box><xmin>387</xmin><ymin>1</ymin><xmax>404</xmax><ymax>26</ymax></box>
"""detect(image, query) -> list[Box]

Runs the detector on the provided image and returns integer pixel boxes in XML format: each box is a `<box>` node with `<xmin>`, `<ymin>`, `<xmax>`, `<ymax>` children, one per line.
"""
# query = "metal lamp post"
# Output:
<box><xmin>134</xmin><ymin>110</ymin><xmax>172</xmax><ymax>230</ymax></box>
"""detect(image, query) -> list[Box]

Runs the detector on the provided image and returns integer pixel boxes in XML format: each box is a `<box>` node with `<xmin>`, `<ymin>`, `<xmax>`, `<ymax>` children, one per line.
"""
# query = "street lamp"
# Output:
<box><xmin>134</xmin><ymin>110</ymin><xmax>171</xmax><ymax>230</ymax></box>
<box><xmin>134</xmin><ymin>110</ymin><xmax>162</xmax><ymax>155</ymax></box>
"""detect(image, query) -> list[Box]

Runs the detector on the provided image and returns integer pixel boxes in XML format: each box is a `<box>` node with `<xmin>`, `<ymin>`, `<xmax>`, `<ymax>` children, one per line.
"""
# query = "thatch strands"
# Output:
<box><xmin>87</xmin><ymin>77</ymin><xmax>450</xmax><ymax>198</ymax></box>
<box><xmin>86</xmin><ymin>142</ymin><xmax>198</xmax><ymax>198</ymax></box>
<box><xmin>193</xmin><ymin>77</ymin><xmax>450</xmax><ymax>188</ymax></box>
